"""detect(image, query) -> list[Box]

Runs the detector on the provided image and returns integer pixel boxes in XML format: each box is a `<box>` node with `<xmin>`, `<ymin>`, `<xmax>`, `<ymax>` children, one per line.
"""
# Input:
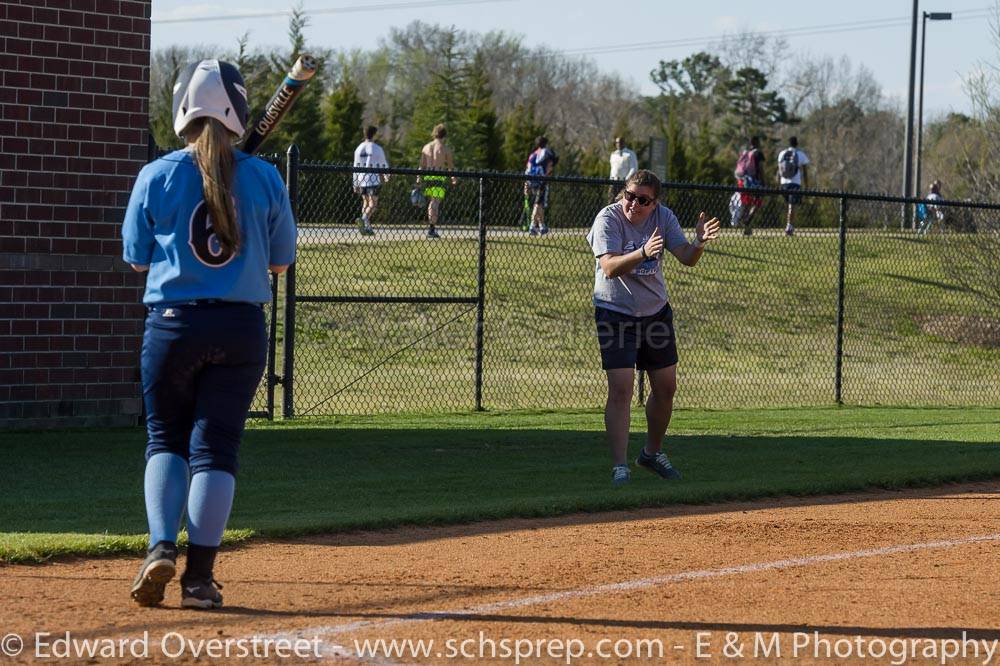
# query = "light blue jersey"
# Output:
<box><xmin>122</xmin><ymin>149</ymin><xmax>297</xmax><ymax>305</ymax></box>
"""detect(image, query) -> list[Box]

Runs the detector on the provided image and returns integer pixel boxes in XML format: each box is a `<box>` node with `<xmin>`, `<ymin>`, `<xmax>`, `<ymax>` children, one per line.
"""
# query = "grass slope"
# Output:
<box><xmin>2</xmin><ymin>407</ymin><xmax>998</xmax><ymax>562</ymax></box>
<box><xmin>268</xmin><ymin>227</ymin><xmax>1000</xmax><ymax>416</ymax></box>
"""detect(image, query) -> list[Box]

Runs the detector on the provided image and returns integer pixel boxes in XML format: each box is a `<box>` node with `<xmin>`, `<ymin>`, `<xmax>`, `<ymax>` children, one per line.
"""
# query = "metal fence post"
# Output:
<box><xmin>266</xmin><ymin>273</ymin><xmax>278</xmax><ymax>420</ymax></box>
<box><xmin>474</xmin><ymin>177</ymin><xmax>487</xmax><ymax>411</ymax></box>
<box><xmin>283</xmin><ymin>144</ymin><xmax>299</xmax><ymax>418</ymax></box>
<box><xmin>835</xmin><ymin>196</ymin><xmax>848</xmax><ymax>405</ymax></box>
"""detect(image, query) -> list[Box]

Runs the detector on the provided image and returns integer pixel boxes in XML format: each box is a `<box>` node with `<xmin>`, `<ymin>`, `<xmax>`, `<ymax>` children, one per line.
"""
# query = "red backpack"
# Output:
<box><xmin>734</xmin><ymin>149</ymin><xmax>756</xmax><ymax>179</ymax></box>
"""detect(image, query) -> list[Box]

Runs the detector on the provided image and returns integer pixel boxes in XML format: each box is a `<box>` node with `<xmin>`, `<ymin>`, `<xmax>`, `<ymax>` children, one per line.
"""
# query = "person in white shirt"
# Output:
<box><xmin>776</xmin><ymin>136</ymin><xmax>810</xmax><ymax>236</ymax></box>
<box><xmin>608</xmin><ymin>137</ymin><xmax>638</xmax><ymax>201</ymax></box>
<box><xmin>353</xmin><ymin>126</ymin><xmax>389</xmax><ymax>236</ymax></box>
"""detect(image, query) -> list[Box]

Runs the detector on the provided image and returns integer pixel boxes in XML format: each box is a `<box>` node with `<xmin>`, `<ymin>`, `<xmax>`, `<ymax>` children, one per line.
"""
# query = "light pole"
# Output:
<box><xmin>915</xmin><ymin>11</ymin><xmax>952</xmax><ymax>199</ymax></box>
<box><xmin>902</xmin><ymin>0</ymin><xmax>919</xmax><ymax>229</ymax></box>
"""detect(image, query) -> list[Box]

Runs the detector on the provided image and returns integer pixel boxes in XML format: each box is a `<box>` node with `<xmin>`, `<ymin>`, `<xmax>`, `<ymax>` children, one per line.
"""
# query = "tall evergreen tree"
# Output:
<box><xmin>501</xmin><ymin>102</ymin><xmax>546</xmax><ymax>172</ymax></box>
<box><xmin>324</xmin><ymin>72</ymin><xmax>365</xmax><ymax>163</ymax></box>
<box><xmin>576</xmin><ymin>145</ymin><xmax>608</xmax><ymax>179</ymax></box>
<box><xmin>255</xmin><ymin>7</ymin><xmax>329</xmax><ymax>157</ymax></box>
<box><xmin>665</xmin><ymin>103</ymin><xmax>688</xmax><ymax>182</ymax></box>
<box><xmin>461</xmin><ymin>50</ymin><xmax>503</xmax><ymax>170</ymax></box>
<box><xmin>686</xmin><ymin>120</ymin><xmax>724</xmax><ymax>184</ymax></box>
<box><xmin>403</xmin><ymin>28</ymin><xmax>468</xmax><ymax>166</ymax></box>
<box><xmin>651</xmin><ymin>52</ymin><xmax>726</xmax><ymax>98</ymax></box>
<box><xmin>232</xmin><ymin>34</ymin><xmax>273</xmax><ymax>149</ymax></box>
<box><xmin>721</xmin><ymin>67</ymin><xmax>789</xmax><ymax>145</ymax></box>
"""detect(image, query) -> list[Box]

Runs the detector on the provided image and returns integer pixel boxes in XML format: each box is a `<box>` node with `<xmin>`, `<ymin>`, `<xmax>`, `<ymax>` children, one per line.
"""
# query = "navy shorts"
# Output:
<box><xmin>141</xmin><ymin>302</ymin><xmax>266</xmax><ymax>476</ymax></box>
<box><xmin>595</xmin><ymin>303</ymin><xmax>678</xmax><ymax>371</ymax></box>
<box><xmin>781</xmin><ymin>182</ymin><xmax>802</xmax><ymax>205</ymax></box>
<box><xmin>360</xmin><ymin>185</ymin><xmax>381</xmax><ymax>197</ymax></box>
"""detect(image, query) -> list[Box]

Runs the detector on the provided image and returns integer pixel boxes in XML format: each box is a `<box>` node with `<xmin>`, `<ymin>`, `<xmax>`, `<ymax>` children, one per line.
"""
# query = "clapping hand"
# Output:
<box><xmin>695</xmin><ymin>212</ymin><xmax>721</xmax><ymax>244</ymax></box>
<box><xmin>643</xmin><ymin>227</ymin><xmax>664</xmax><ymax>258</ymax></box>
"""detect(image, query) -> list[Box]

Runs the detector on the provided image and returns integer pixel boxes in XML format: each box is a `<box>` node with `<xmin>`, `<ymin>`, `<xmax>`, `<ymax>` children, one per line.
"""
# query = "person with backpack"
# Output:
<box><xmin>525</xmin><ymin>135</ymin><xmax>558</xmax><ymax>236</ymax></box>
<box><xmin>776</xmin><ymin>136</ymin><xmax>810</xmax><ymax>236</ymax></box>
<box><xmin>917</xmin><ymin>179</ymin><xmax>945</xmax><ymax>235</ymax></box>
<box><xmin>734</xmin><ymin>136</ymin><xmax>765</xmax><ymax>236</ymax></box>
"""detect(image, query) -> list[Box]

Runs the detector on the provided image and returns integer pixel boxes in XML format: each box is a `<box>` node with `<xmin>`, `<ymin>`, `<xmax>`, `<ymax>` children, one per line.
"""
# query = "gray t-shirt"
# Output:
<box><xmin>586</xmin><ymin>203</ymin><xmax>688</xmax><ymax>317</ymax></box>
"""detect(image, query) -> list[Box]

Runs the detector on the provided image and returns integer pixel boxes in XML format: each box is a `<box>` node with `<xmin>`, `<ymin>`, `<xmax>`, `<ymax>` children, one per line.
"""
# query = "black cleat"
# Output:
<box><xmin>130</xmin><ymin>541</ymin><xmax>178</xmax><ymax>607</ymax></box>
<box><xmin>180</xmin><ymin>575</ymin><xmax>224</xmax><ymax>610</ymax></box>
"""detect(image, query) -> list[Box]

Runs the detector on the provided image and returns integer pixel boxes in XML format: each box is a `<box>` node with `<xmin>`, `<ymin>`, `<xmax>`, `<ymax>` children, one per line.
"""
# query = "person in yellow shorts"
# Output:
<box><xmin>416</xmin><ymin>123</ymin><xmax>457</xmax><ymax>239</ymax></box>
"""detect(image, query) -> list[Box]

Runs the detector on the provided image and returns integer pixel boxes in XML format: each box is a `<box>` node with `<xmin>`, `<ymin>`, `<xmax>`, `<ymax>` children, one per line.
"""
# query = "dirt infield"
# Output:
<box><xmin>2</xmin><ymin>482</ymin><xmax>999</xmax><ymax>664</ymax></box>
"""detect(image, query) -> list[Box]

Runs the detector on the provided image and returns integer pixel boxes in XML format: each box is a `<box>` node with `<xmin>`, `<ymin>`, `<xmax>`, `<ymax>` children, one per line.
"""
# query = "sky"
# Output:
<box><xmin>151</xmin><ymin>1</ymin><xmax>998</xmax><ymax>118</ymax></box>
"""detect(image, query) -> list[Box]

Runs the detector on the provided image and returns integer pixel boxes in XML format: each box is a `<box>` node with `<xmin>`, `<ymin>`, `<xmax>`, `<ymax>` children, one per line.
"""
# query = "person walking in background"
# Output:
<box><xmin>734</xmin><ymin>136</ymin><xmax>765</xmax><ymax>236</ymax></box>
<box><xmin>416</xmin><ymin>123</ymin><xmax>457</xmax><ymax>239</ymax></box>
<box><xmin>122</xmin><ymin>60</ymin><xmax>297</xmax><ymax>609</ymax></box>
<box><xmin>525</xmin><ymin>135</ymin><xmax>558</xmax><ymax>236</ymax></box>
<box><xmin>777</xmin><ymin>136</ymin><xmax>810</xmax><ymax>236</ymax></box>
<box><xmin>586</xmin><ymin>170</ymin><xmax>720</xmax><ymax>487</ymax></box>
<box><xmin>608</xmin><ymin>136</ymin><xmax>638</xmax><ymax>202</ymax></box>
<box><xmin>352</xmin><ymin>125</ymin><xmax>389</xmax><ymax>236</ymax></box>
<box><xmin>918</xmin><ymin>179</ymin><xmax>945</xmax><ymax>234</ymax></box>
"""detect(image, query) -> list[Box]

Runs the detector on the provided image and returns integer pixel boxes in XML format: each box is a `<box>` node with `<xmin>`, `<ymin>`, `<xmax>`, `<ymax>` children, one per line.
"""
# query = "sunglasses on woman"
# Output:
<box><xmin>622</xmin><ymin>189</ymin><xmax>655</xmax><ymax>207</ymax></box>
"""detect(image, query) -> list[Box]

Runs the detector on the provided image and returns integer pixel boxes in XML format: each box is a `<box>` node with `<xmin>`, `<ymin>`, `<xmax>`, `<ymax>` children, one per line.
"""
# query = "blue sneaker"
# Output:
<box><xmin>612</xmin><ymin>464</ymin><xmax>631</xmax><ymax>486</ymax></box>
<box><xmin>636</xmin><ymin>449</ymin><xmax>682</xmax><ymax>480</ymax></box>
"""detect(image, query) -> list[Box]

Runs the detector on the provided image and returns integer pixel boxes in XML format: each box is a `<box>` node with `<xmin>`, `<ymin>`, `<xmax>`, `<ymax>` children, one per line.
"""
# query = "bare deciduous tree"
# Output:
<box><xmin>778</xmin><ymin>54</ymin><xmax>900</xmax><ymax>193</ymax></box>
<box><xmin>958</xmin><ymin>3</ymin><xmax>1000</xmax><ymax>201</ymax></box>
<box><xmin>939</xmin><ymin>1</ymin><xmax>1000</xmax><ymax>314</ymax></box>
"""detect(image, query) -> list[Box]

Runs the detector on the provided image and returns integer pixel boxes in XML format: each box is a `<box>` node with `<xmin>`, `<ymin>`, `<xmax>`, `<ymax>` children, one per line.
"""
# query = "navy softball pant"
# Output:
<box><xmin>141</xmin><ymin>302</ymin><xmax>266</xmax><ymax>476</ymax></box>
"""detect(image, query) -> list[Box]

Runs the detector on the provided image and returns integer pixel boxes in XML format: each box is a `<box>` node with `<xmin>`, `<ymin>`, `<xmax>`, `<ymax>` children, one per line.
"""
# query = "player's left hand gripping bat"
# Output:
<box><xmin>241</xmin><ymin>54</ymin><xmax>318</xmax><ymax>155</ymax></box>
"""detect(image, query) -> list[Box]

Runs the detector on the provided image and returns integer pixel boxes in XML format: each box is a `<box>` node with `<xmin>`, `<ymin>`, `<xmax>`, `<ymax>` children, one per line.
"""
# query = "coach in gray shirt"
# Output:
<box><xmin>586</xmin><ymin>169</ymin><xmax>720</xmax><ymax>486</ymax></box>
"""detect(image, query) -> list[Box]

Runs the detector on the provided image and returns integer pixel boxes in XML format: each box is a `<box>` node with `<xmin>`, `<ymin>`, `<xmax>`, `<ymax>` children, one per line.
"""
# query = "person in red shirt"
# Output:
<box><xmin>735</xmin><ymin>136</ymin><xmax>765</xmax><ymax>236</ymax></box>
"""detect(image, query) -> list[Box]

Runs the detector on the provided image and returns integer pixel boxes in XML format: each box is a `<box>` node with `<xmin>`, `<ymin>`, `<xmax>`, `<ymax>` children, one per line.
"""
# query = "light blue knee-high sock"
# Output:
<box><xmin>144</xmin><ymin>453</ymin><xmax>190</xmax><ymax>546</ymax></box>
<box><xmin>186</xmin><ymin>471</ymin><xmax>235</xmax><ymax>548</ymax></box>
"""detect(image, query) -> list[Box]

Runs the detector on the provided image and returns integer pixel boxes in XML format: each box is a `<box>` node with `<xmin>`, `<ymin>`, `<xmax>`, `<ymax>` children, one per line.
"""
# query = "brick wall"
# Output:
<box><xmin>1</xmin><ymin>0</ymin><xmax>152</xmax><ymax>428</ymax></box>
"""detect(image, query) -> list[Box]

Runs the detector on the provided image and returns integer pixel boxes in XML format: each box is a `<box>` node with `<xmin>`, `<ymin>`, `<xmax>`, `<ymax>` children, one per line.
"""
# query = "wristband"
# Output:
<box><xmin>640</xmin><ymin>246</ymin><xmax>648</xmax><ymax>259</ymax></box>
<box><xmin>692</xmin><ymin>236</ymin><xmax>705</xmax><ymax>248</ymax></box>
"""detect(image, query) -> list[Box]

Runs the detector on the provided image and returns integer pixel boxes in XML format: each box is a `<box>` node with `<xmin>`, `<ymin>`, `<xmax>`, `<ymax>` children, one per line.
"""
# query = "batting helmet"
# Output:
<box><xmin>172</xmin><ymin>60</ymin><xmax>250</xmax><ymax>139</ymax></box>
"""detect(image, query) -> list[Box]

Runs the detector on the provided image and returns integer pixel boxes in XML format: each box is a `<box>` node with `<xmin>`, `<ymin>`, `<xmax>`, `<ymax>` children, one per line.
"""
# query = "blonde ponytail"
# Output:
<box><xmin>189</xmin><ymin>118</ymin><xmax>239</xmax><ymax>255</ymax></box>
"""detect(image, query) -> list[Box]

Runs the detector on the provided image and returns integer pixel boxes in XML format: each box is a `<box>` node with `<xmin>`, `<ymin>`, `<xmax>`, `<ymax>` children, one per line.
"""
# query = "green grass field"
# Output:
<box><xmin>3</xmin><ymin>407</ymin><xmax>998</xmax><ymax>563</ymax></box>
<box><xmin>267</xmin><ymin>225</ymin><xmax>1000</xmax><ymax>416</ymax></box>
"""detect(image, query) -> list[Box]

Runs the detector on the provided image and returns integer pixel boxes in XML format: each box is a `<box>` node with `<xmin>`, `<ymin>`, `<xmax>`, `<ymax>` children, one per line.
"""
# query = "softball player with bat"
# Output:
<box><xmin>122</xmin><ymin>60</ymin><xmax>297</xmax><ymax>609</ymax></box>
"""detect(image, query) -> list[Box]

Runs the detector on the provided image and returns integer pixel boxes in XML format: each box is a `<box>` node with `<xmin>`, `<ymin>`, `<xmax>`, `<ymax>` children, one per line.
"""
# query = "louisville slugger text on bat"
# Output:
<box><xmin>241</xmin><ymin>54</ymin><xmax>318</xmax><ymax>155</ymax></box>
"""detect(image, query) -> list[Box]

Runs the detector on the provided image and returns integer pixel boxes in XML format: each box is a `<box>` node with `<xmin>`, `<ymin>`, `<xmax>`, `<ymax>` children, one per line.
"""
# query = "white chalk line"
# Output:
<box><xmin>256</xmin><ymin>533</ymin><xmax>1000</xmax><ymax>659</ymax></box>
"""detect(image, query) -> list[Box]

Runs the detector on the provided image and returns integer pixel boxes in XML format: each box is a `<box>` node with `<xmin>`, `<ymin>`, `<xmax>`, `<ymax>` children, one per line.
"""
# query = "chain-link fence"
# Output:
<box><xmin>253</xmin><ymin>149</ymin><xmax>1000</xmax><ymax>417</ymax></box>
